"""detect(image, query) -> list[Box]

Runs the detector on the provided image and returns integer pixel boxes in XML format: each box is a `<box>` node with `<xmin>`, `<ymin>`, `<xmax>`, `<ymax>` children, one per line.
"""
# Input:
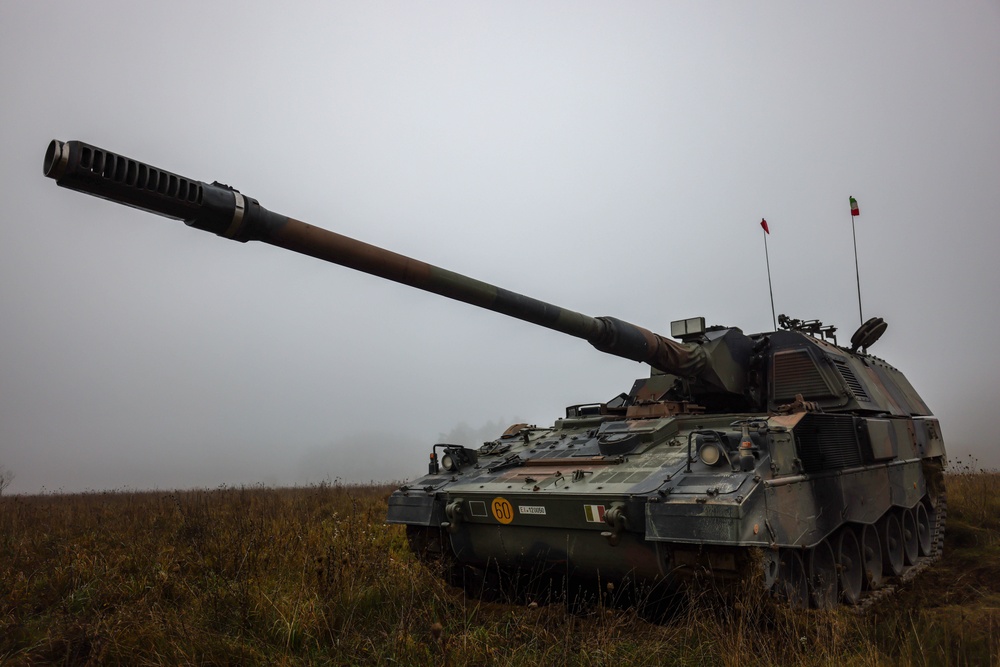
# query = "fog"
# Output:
<box><xmin>1</xmin><ymin>2</ymin><xmax>998</xmax><ymax>493</ymax></box>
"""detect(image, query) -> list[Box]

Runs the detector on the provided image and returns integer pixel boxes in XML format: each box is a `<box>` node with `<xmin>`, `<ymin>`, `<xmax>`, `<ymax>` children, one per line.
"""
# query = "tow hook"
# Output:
<box><xmin>442</xmin><ymin>498</ymin><xmax>464</xmax><ymax>533</ymax></box>
<box><xmin>601</xmin><ymin>503</ymin><xmax>629</xmax><ymax>546</ymax></box>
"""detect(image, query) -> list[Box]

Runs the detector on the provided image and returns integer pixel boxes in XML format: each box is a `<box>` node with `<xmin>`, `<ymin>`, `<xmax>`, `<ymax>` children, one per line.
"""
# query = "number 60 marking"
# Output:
<box><xmin>491</xmin><ymin>497</ymin><xmax>514</xmax><ymax>524</ymax></box>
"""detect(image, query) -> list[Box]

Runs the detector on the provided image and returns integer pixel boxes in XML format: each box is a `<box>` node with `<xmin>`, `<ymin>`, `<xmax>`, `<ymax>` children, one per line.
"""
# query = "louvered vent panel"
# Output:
<box><xmin>833</xmin><ymin>359</ymin><xmax>871</xmax><ymax>402</ymax></box>
<box><xmin>794</xmin><ymin>414</ymin><xmax>862</xmax><ymax>472</ymax></box>
<box><xmin>772</xmin><ymin>350</ymin><xmax>834</xmax><ymax>400</ymax></box>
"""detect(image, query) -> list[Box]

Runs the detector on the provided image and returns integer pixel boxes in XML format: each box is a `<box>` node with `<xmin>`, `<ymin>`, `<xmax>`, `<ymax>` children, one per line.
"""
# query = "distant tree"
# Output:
<box><xmin>0</xmin><ymin>465</ymin><xmax>13</xmax><ymax>495</ymax></box>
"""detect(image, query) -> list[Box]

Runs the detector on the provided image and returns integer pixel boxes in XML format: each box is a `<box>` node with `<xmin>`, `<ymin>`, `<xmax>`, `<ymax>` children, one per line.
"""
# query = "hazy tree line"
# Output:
<box><xmin>0</xmin><ymin>465</ymin><xmax>13</xmax><ymax>495</ymax></box>
<box><xmin>437</xmin><ymin>419</ymin><xmax>520</xmax><ymax>447</ymax></box>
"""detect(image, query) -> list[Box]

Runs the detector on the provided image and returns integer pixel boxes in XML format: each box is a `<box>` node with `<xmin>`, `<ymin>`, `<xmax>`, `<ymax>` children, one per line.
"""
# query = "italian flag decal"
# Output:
<box><xmin>584</xmin><ymin>504</ymin><xmax>606</xmax><ymax>523</ymax></box>
<box><xmin>850</xmin><ymin>196</ymin><xmax>860</xmax><ymax>217</ymax></box>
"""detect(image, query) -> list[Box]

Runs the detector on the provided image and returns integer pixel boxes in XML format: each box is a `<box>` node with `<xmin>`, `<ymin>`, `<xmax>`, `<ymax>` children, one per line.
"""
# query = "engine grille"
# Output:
<box><xmin>833</xmin><ymin>359</ymin><xmax>871</xmax><ymax>402</ymax></box>
<box><xmin>794</xmin><ymin>414</ymin><xmax>862</xmax><ymax>472</ymax></box>
<box><xmin>771</xmin><ymin>350</ymin><xmax>834</xmax><ymax>401</ymax></box>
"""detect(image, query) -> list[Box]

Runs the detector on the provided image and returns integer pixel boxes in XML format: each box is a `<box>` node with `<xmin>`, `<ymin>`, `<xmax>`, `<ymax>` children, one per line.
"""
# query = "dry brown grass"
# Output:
<box><xmin>1</xmin><ymin>471</ymin><xmax>998</xmax><ymax>666</ymax></box>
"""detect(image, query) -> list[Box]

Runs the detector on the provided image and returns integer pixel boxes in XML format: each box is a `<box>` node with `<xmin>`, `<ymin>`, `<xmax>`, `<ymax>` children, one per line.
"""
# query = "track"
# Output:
<box><xmin>856</xmin><ymin>487</ymin><xmax>947</xmax><ymax>611</ymax></box>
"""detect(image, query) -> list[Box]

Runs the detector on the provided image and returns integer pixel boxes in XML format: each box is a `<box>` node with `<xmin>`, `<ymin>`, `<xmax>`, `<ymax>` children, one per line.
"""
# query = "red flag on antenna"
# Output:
<box><xmin>760</xmin><ymin>218</ymin><xmax>769</xmax><ymax>234</ymax></box>
<box><xmin>850</xmin><ymin>196</ymin><xmax>860</xmax><ymax>217</ymax></box>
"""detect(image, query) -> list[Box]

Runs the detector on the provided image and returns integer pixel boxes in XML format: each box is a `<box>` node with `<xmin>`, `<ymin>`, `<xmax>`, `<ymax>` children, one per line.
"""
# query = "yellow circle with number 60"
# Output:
<box><xmin>491</xmin><ymin>497</ymin><xmax>514</xmax><ymax>524</ymax></box>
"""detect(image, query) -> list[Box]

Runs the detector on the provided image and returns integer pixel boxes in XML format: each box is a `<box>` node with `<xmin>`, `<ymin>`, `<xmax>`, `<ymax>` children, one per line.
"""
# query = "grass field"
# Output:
<box><xmin>1</xmin><ymin>470</ymin><xmax>998</xmax><ymax>666</ymax></box>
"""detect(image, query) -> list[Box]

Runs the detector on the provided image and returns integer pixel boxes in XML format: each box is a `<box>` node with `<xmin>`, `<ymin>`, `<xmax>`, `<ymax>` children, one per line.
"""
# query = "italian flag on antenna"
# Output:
<box><xmin>849</xmin><ymin>195</ymin><xmax>863</xmax><ymax>325</ymax></box>
<box><xmin>760</xmin><ymin>217</ymin><xmax>776</xmax><ymax>330</ymax></box>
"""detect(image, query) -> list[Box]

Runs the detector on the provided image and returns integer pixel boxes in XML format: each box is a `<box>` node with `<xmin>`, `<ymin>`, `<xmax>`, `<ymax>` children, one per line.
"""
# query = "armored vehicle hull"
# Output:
<box><xmin>44</xmin><ymin>139</ymin><xmax>946</xmax><ymax>607</ymax></box>
<box><xmin>389</xmin><ymin>331</ymin><xmax>947</xmax><ymax>608</ymax></box>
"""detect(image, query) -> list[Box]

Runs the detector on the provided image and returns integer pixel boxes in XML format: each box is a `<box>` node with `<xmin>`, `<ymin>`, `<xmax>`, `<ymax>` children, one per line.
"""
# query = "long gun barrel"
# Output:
<box><xmin>44</xmin><ymin>139</ymin><xmax>716</xmax><ymax>380</ymax></box>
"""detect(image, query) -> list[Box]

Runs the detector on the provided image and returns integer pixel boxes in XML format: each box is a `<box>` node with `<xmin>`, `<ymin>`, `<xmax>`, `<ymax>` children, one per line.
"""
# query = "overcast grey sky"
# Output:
<box><xmin>2</xmin><ymin>2</ymin><xmax>998</xmax><ymax>493</ymax></box>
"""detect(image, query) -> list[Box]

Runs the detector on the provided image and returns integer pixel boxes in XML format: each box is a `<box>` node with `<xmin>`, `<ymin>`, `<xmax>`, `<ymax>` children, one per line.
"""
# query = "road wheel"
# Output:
<box><xmin>915</xmin><ymin>503</ymin><xmax>933</xmax><ymax>556</ymax></box>
<box><xmin>836</xmin><ymin>527</ymin><xmax>864</xmax><ymax>605</ymax></box>
<box><xmin>860</xmin><ymin>523</ymin><xmax>884</xmax><ymax>590</ymax></box>
<box><xmin>808</xmin><ymin>539</ymin><xmax>838</xmax><ymax>609</ymax></box>
<box><xmin>879</xmin><ymin>512</ymin><xmax>905</xmax><ymax>576</ymax></box>
<box><xmin>778</xmin><ymin>549</ymin><xmax>809</xmax><ymax>609</ymax></box>
<box><xmin>901</xmin><ymin>507</ymin><xmax>919</xmax><ymax>565</ymax></box>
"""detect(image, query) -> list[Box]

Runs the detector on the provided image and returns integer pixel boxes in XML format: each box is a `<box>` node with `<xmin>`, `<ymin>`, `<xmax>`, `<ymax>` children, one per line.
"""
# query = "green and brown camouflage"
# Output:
<box><xmin>44</xmin><ymin>139</ymin><xmax>947</xmax><ymax>608</ymax></box>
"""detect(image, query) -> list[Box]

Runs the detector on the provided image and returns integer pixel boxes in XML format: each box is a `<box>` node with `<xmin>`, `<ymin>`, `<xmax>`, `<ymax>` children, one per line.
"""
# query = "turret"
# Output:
<box><xmin>44</xmin><ymin>139</ymin><xmax>752</xmax><ymax>402</ymax></box>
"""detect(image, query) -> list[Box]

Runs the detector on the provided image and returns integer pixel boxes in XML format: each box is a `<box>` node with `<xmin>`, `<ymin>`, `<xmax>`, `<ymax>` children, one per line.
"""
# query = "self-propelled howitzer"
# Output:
<box><xmin>44</xmin><ymin>139</ymin><xmax>947</xmax><ymax>608</ymax></box>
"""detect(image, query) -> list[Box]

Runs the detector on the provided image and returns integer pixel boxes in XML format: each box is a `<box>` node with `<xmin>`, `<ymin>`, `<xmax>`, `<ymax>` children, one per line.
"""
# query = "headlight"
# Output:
<box><xmin>434</xmin><ymin>445</ymin><xmax>478</xmax><ymax>472</ymax></box>
<box><xmin>698</xmin><ymin>442</ymin><xmax>723</xmax><ymax>466</ymax></box>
